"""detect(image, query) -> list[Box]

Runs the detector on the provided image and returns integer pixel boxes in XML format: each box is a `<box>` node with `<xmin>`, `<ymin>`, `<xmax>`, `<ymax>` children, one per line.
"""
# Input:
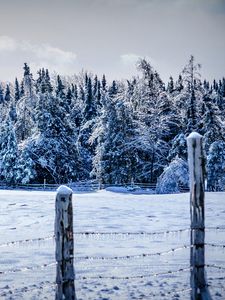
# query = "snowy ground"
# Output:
<box><xmin>0</xmin><ymin>189</ymin><xmax>224</xmax><ymax>300</ymax></box>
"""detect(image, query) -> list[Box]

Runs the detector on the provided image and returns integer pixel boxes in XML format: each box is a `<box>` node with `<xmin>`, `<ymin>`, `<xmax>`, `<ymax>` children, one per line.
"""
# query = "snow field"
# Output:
<box><xmin>0</xmin><ymin>190</ymin><xmax>225</xmax><ymax>299</ymax></box>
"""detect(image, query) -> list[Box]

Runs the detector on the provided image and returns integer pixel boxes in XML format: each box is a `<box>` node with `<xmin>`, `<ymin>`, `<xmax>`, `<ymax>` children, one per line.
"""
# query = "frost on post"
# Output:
<box><xmin>55</xmin><ymin>185</ymin><xmax>76</xmax><ymax>300</ymax></box>
<box><xmin>187</xmin><ymin>132</ymin><xmax>212</xmax><ymax>300</ymax></box>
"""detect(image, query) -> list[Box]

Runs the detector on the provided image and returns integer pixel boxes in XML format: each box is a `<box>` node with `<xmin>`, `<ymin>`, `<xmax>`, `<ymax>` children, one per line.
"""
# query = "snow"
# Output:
<box><xmin>0</xmin><ymin>189</ymin><xmax>224</xmax><ymax>299</ymax></box>
<box><xmin>187</xmin><ymin>132</ymin><xmax>203</xmax><ymax>140</ymax></box>
<box><xmin>56</xmin><ymin>185</ymin><xmax>73</xmax><ymax>195</ymax></box>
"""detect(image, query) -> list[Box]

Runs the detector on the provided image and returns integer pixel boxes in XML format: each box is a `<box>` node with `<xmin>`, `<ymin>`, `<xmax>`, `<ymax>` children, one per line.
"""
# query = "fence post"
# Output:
<box><xmin>55</xmin><ymin>185</ymin><xmax>76</xmax><ymax>300</ymax></box>
<box><xmin>187</xmin><ymin>132</ymin><xmax>212</xmax><ymax>300</ymax></box>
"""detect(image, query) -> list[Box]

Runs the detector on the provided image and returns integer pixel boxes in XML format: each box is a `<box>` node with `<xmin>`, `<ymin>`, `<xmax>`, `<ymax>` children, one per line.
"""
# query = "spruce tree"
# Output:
<box><xmin>0</xmin><ymin>84</ymin><xmax>4</xmax><ymax>104</ymax></box>
<box><xmin>15</xmin><ymin>78</ymin><xmax>20</xmax><ymax>102</ymax></box>
<box><xmin>203</xmin><ymin>94</ymin><xmax>224</xmax><ymax>154</ymax></box>
<box><xmin>207</xmin><ymin>141</ymin><xmax>225</xmax><ymax>191</ymax></box>
<box><xmin>0</xmin><ymin>116</ymin><xmax>18</xmax><ymax>184</ymax></box>
<box><xmin>4</xmin><ymin>84</ymin><xmax>11</xmax><ymax>102</ymax></box>
<box><xmin>167</xmin><ymin>76</ymin><xmax>174</xmax><ymax>94</ymax></box>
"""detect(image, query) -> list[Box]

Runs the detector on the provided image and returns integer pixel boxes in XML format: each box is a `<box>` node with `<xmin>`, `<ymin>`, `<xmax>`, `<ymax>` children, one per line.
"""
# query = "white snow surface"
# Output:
<box><xmin>56</xmin><ymin>185</ymin><xmax>73</xmax><ymax>195</ymax></box>
<box><xmin>0</xmin><ymin>189</ymin><xmax>224</xmax><ymax>300</ymax></box>
<box><xmin>187</xmin><ymin>131</ymin><xmax>203</xmax><ymax>139</ymax></box>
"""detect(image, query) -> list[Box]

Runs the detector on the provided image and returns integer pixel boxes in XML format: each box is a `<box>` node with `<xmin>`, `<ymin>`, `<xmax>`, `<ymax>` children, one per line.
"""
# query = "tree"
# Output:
<box><xmin>156</xmin><ymin>157</ymin><xmax>189</xmax><ymax>194</ymax></box>
<box><xmin>0</xmin><ymin>116</ymin><xmax>18</xmax><ymax>184</ymax></box>
<box><xmin>30</xmin><ymin>93</ymin><xmax>82</xmax><ymax>183</ymax></box>
<box><xmin>167</xmin><ymin>76</ymin><xmax>174</xmax><ymax>94</ymax></box>
<box><xmin>4</xmin><ymin>84</ymin><xmax>11</xmax><ymax>102</ymax></box>
<box><xmin>108</xmin><ymin>80</ymin><xmax>118</xmax><ymax>97</ymax></box>
<box><xmin>15</xmin><ymin>143</ymin><xmax>36</xmax><ymax>184</ymax></box>
<box><xmin>102</xmin><ymin>74</ymin><xmax>107</xmax><ymax>91</ymax></box>
<box><xmin>83</xmin><ymin>77</ymin><xmax>96</xmax><ymax>121</ymax></box>
<box><xmin>203</xmin><ymin>94</ymin><xmax>224</xmax><ymax>154</ymax></box>
<box><xmin>207</xmin><ymin>141</ymin><xmax>225</xmax><ymax>191</ymax></box>
<box><xmin>175</xmin><ymin>75</ymin><xmax>184</xmax><ymax>92</ymax></box>
<box><xmin>186</xmin><ymin>90</ymin><xmax>198</xmax><ymax>133</ymax></box>
<box><xmin>91</xmin><ymin>93</ymin><xmax>139</xmax><ymax>184</ymax></box>
<box><xmin>23</xmin><ymin>63</ymin><xmax>34</xmax><ymax>97</ymax></box>
<box><xmin>0</xmin><ymin>84</ymin><xmax>4</xmax><ymax>104</ymax></box>
<box><xmin>167</xmin><ymin>133</ymin><xmax>187</xmax><ymax>162</ymax></box>
<box><xmin>15</xmin><ymin>78</ymin><xmax>20</xmax><ymax>102</ymax></box>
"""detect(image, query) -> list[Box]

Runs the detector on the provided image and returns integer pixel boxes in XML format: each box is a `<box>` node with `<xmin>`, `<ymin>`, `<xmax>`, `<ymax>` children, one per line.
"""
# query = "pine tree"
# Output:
<box><xmin>186</xmin><ymin>90</ymin><xmax>197</xmax><ymax>134</ymax></box>
<box><xmin>203</xmin><ymin>94</ymin><xmax>224</xmax><ymax>154</ymax></box>
<box><xmin>91</xmin><ymin>93</ymin><xmax>139</xmax><ymax>184</ymax></box>
<box><xmin>0</xmin><ymin>84</ymin><xmax>4</xmax><ymax>104</ymax></box>
<box><xmin>66</xmin><ymin>87</ymin><xmax>73</xmax><ymax>107</ymax></box>
<box><xmin>83</xmin><ymin>77</ymin><xmax>96</xmax><ymax>121</ymax></box>
<box><xmin>30</xmin><ymin>93</ymin><xmax>82</xmax><ymax>183</ymax></box>
<box><xmin>175</xmin><ymin>75</ymin><xmax>184</xmax><ymax>92</ymax></box>
<box><xmin>167</xmin><ymin>76</ymin><xmax>174</xmax><ymax>94</ymax></box>
<box><xmin>102</xmin><ymin>74</ymin><xmax>107</xmax><ymax>91</ymax></box>
<box><xmin>15</xmin><ymin>78</ymin><xmax>20</xmax><ymax>102</ymax></box>
<box><xmin>108</xmin><ymin>80</ymin><xmax>118</xmax><ymax>97</ymax></box>
<box><xmin>15</xmin><ymin>144</ymin><xmax>36</xmax><ymax>184</ymax></box>
<box><xmin>45</xmin><ymin>69</ymin><xmax>53</xmax><ymax>93</ymax></box>
<box><xmin>71</xmin><ymin>83</ymin><xmax>78</xmax><ymax>99</ymax></box>
<box><xmin>20</xmin><ymin>81</ymin><xmax>25</xmax><ymax>97</ymax></box>
<box><xmin>0</xmin><ymin>116</ymin><xmax>18</xmax><ymax>184</ymax></box>
<box><xmin>23</xmin><ymin>63</ymin><xmax>34</xmax><ymax>97</ymax></box>
<box><xmin>15</xmin><ymin>64</ymin><xmax>37</xmax><ymax>142</ymax></box>
<box><xmin>167</xmin><ymin>133</ymin><xmax>187</xmax><ymax>161</ymax></box>
<box><xmin>207</xmin><ymin>141</ymin><xmax>225</xmax><ymax>191</ymax></box>
<box><xmin>4</xmin><ymin>84</ymin><xmax>11</xmax><ymax>102</ymax></box>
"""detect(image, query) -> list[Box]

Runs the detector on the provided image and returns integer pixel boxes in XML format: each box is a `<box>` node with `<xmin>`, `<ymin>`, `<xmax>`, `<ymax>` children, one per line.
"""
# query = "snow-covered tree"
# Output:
<box><xmin>156</xmin><ymin>157</ymin><xmax>189</xmax><ymax>194</ymax></box>
<box><xmin>0</xmin><ymin>116</ymin><xmax>18</xmax><ymax>184</ymax></box>
<box><xmin>207</xmin><ymin>141</ymin><xmax>225</xmax><ymax>191</ymax></box>
<box><xmin>168</xmin><ymin>133</ymin><xmax>187</xmax><ymax>161</ymax></box>
<box><xmin>202</xmin><ymin>94</ymin><xmax>224</xmax><ymax>154</ymax></box>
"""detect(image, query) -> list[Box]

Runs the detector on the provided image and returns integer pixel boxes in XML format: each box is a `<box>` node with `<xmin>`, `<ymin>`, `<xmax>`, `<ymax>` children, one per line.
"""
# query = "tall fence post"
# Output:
<box><xmin>187</xmin><ymin>132</ymin><xmax>212</xmax><ymax>300</ymax></box>
<box><xmin>55</xmin><ymin>185</ymin><xmax>76</xmax><ymax>300</ymax></box>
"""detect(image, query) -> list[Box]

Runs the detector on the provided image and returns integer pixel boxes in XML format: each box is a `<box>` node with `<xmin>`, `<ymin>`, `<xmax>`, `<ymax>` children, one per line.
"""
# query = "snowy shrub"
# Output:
<box><xmin>156</xmin><ymin>157</ymin><xmax>189</xmax><ymax>194</ymax></box>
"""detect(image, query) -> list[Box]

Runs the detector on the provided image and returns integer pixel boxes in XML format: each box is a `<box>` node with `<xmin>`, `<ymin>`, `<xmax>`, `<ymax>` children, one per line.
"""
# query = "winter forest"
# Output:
<box><xmin>0</xmin><ymin>56</ymin><xmax>225</xmax><ymax>192</ymax></box>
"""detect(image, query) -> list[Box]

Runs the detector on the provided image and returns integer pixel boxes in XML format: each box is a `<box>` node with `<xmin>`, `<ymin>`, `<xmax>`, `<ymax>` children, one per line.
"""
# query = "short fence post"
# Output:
<box><xmin>55</xmin><ymin>185</ymin><xmax>76</xmax><ymax>300</ymax></box>
<box><xmin>187</xmin><ymin>132</ymin><xmax>212</xmax><ymax>300</ymax></box>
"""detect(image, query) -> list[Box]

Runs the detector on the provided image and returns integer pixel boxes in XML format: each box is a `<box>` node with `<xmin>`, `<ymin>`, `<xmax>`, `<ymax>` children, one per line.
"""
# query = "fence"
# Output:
<box><xmin>0</xmin><ymin>181</ymin><xmax>190</xmax><ymax>193</ymax></box>
<box><xmin>52</xmin><ymin>132</ymin><xmax>215</xmax><ymax>299</ymax></box>
<box><xmin>0</xmin><ymin>132</ymin><xmax>224</xmax><ymax>299</ymax></box>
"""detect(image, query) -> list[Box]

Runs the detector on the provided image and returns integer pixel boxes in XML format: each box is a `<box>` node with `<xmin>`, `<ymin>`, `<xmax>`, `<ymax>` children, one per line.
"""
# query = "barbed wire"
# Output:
<box><xmin>0</xmin><ymin>262</ymin><xmax>56</xmax><ymax>275</ymax></box>
<box><xmin>78</xmin><ymin>267</ymin><xmax>192</xmax><ymax>280</ymax></box>
<box><xmin>0</xmin><ymin>229</ymin><xmax>189</xmax><ymax>248</ymax></box>
<box><xmin>0</xmin><ymin>226</ymin><xmax>224</xmax><ymax>249</ymax></box>
<box><xmin>75</xmin><ymin>245</ymin><xmax>192</xmax><ymax>261</ymax></box>
<box><xmin>0</xmin><ymin>236</ymin><xmax>54</xmax><ymax>248</ymax></box>
<box><xmin>74</xmin><ymin>228</ymin><xmax>190</xmax><ymax>236</ymax></box>
<box><xmin>206</xmin><ymin>264</ymin><xmax>225</xmax><ymax>271</ymax></box>
<box><xmin>0</xmin><ymin>245</ymin><xmax>191</xmax><ymax>275</ymax></box>
<box><xmin>205</xmin><ymin>243</ymin><xmax>225</xmax><ymax>248</ymax></box>
<box><xmin>206</xmin><ymin>226</ymin><xmax>225</xmax><ymax>231</ymax></box>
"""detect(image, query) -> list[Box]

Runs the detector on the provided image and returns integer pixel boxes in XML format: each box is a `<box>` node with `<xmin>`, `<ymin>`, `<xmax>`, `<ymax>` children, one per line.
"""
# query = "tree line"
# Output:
<box><xmin>0</xmin><ymin>56</ymin><xmax>224</xmax><ymax>191</ymax></box>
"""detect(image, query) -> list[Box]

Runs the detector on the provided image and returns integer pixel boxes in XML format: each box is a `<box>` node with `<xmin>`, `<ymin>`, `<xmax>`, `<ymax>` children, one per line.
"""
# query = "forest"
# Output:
<box><xmin>0</xmin><ymin>56</ymin><xmax>224</xmax><ymax>192</ymax></box>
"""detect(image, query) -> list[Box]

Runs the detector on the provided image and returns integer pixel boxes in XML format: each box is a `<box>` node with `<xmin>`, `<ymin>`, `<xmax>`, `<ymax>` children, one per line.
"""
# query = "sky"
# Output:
<box><xmin>0</xmin><ymin>0</ymin><xmax>225</xmax><ymax>83</ymax></box>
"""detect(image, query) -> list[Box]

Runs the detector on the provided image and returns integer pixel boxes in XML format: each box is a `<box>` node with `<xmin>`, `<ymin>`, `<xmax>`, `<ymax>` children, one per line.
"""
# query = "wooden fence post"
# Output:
<box><xmin>187</xmin><ymin>132</ymin><xmax>212</xmax><ymax>300</ymax></box>
<box><xmin>55</xmin><ymin>185</ymin><xmax>76</xmax><ymax>300</ymax></box>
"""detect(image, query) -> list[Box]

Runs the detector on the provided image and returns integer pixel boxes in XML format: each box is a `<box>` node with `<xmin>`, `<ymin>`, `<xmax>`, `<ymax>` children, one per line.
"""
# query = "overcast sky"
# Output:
<box><xmin>0</xmin><ymin>0</ymin><xmax>225</xmax><ymax>83</ymax></box>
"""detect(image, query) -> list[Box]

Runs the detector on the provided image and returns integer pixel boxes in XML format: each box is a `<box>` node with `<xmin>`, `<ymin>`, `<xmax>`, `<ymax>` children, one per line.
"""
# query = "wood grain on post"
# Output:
<box><xmin>187</xmin><ymin>132</ymin><xmax>212</xmax><ymax>300</ymax></box>
<box><xmin>55</xmin><ymin>185</ymin><xmax>76</xmax><ymax>300</ymax></box>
